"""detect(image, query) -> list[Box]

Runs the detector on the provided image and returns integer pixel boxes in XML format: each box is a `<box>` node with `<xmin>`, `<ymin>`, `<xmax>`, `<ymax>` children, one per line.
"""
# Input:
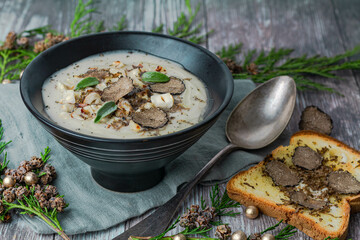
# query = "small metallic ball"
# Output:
<box><xmin>245</xmin><ymin>205</ymin><xmax>259</xmax><ymax>219</ymax></box>
<box><xmin>3</xmin><ymin>176</ymin><xmax>16</xmax><ymax>188</ymax></box>
<box><xmin>261</xmin><ymin>233</ymin><xmax>275</xmax><ymax>240</ymax></box>
<box><xmin>173</xmin><ymin>234</ymin><xmax>186</xmax><ymax>240</ymax></box>
<box><xmin>231</xmin><ymin>230</ymin><xmax>247</xmax><ymax>240</ymax></box>
<box><xmin>20</xmin><ymin>70</ymin><xmax>24</xmax><ymax>79</ymax></box>
<box><xmin>24</xmin><ymin>172</ymin><xmax>38</xmax><ymax>185</ymax></box>
<box><xmin>2</xmin><ymin>79</ymin><xmax>11</xmax><ymax>84</ymax></box>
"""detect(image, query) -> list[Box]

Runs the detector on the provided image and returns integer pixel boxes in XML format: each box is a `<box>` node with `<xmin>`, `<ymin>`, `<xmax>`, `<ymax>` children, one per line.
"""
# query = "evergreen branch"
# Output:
<box><xmin>41</xmin><ymin>146</ymin><xmax>51</xmax><ymax>164</ymax></box>
<box><xmin>3</xmin><ymin>195</ymin><xmax>69</xmax><ymax>240</ymax></box>
<box><xmin>216</xmin><ymin>43</ymin><xmax>243</xmax><ymax>61</ymax></box>
<box><xmin>180</xmin><ymin>226</ymin><xmax>213</xmax><ymax>236</ymax></box>
<box><xmin>209</xmin><ymin>184</ymin><xmax>241</xmax><ymax>216</ymax></box>
<box><xmin>70</xmin><ymin>0</ymin><xmax>97</xmax><ymax>37</ymax></box>
<box><xmin>152</xmin><ymin>24</ymin><xmax>164</xmax><ymax>33</ymax></box>
<box><xmin>0</xmin><ymin>119</ymin><xmax>11</xmax><ymax>173</ymax></box>
<box><xmin>162</xmin><ymin>0</ymin><xmax>209</xmax><ymax>44</ymax></box>
<box><xmin>0</xmin><ymin>49</ymin><xmax>38</xmax><ymax>82</ymax></box>
<box><xmin>149</xmin><ymin>217</ymin><xmax>180</xmax><ymax>240</ymax></box>
<box><xmin>260</xmin><ymin>220</ymin><xmax>297</xmax><ymax>240</ymax></box>
<box><xmin>0</xmin><ymin>146</ymin><xmax>69</xmax><ymax>240</ymax></box>
<box><xmin>223</xmin><ymin>43</ymin><xmax>360</xmax><ymax>93</ymax></box>
<box><xmin>112</xmin><ymin>15</ymin><xmax>127</xmax><ymax>31</ymax></box>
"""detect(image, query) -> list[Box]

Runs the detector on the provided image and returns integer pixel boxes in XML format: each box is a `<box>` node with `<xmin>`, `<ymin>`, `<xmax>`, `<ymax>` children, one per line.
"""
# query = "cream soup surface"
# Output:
<box><xmin>42</xmin><ymin>51</ymin><xmax>208</xmax><ymax>138</ymax></box>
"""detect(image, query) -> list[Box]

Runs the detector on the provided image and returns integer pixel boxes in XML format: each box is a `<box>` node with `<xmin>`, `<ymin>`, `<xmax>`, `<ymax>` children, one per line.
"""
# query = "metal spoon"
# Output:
<box><xmin>114</xmin><ymin>76</ymin><xmax>296</xmax><ymax>240</ymax></box>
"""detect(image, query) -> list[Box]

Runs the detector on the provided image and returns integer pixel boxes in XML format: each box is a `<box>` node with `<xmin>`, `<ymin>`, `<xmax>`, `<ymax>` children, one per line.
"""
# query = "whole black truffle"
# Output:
<box><xmin>299</xmin><ymin>106</ymin><xmax>333</xmax><ymax>135</ymax></box>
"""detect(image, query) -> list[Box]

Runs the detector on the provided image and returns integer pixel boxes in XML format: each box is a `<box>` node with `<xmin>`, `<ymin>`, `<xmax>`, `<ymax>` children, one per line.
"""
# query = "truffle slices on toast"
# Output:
<box><xmin>227</xmin><ymin>131</ymin><xmax>360</xmax><ymax>240</ymax></box>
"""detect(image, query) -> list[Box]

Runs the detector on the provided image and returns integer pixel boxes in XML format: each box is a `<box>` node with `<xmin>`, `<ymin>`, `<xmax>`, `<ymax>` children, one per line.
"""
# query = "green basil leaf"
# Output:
<box><xmin>94</xmin><ymin>101</ymin><xmax>117</xmax><ymax>123</ymax></box>
<box><xmin>141</xmin><ymin>71</ymin><xmax>170</xmax><ymax>83</ymax></box>
<box><xmin>75</xmin><ymin>77</ymin><xmax>99</xmax><ymax>90</ymax></box>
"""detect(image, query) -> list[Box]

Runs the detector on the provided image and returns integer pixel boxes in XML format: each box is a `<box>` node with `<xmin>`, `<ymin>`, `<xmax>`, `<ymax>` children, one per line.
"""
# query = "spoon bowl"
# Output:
<box><xmin>226</xmin><ymin>76</ymin><xmax>296</xmax><ymax>149</ymax></box>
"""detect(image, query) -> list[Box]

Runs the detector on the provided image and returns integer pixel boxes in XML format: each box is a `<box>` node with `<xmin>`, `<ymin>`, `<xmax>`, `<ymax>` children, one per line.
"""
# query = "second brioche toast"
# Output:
<box><xmin>227</xmin><ymin>131</ymin><xmax>360</xmax><ymax>240</ymax></box>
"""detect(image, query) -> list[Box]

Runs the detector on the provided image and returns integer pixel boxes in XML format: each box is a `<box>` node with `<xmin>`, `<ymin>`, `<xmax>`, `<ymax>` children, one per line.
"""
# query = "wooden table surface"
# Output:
<box><xmin>0</xmin><ymin>0</ymin><xmax>359</xmax><ymax>239</ymax></box>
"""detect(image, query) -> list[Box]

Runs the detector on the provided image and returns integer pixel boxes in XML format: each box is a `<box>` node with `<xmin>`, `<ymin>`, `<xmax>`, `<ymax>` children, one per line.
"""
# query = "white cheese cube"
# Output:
<box><xmin>151</xmin><ymin>93</ymin><xmax>174</xmax><ymax>109</ymax></box>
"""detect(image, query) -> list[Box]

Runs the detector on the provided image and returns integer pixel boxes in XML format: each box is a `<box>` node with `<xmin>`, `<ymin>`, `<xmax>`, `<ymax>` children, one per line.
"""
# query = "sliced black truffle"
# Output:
<box><xmin>299</xmin><ymin>106</ymin><xmax>333</xmax><ymax>135</ymax></box>
<box><xmin>292</xmin><ymin>146</ymin><xmax>323</xmax><ymax>170</ymax></box>
<box><xmin>149</xmin><ymin>77</ymin><xmax>186</xmax><ymax>95</ymax></box>
<box><xmin>101</xmin><ymin>77</ymin><xmax>134</xmax><ymax>102</ymax></box>
<box><xmin>328</xmin><ymin>170</ymin><xmax>360</xmax><ymax>194</ymax></box>
<box><xmin>265</xmin><ymin>160</ymin><xmax>300</xmax><ymax>187</ymax></box>
<box><xmin>290</xmin><ymin>191</ymin><xmax>327</xmax><ymax>210</ymax></box>
<box><xmin>132</xmin><ymin>108</ymin><xmax>168</xmax><ymax>129</ymax></box>
<box><xmin>78</xmin><ymin>68</ymin><xmax>110</xmax><ymax>80</ymax></box>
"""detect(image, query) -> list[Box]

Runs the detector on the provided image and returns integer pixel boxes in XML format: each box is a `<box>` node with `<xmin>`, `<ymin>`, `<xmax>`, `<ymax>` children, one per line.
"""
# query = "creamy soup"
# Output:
<box><xmin>42</xmin><ymin>51</ymin><xmax>208</xmax><ymax>138</ymax></box>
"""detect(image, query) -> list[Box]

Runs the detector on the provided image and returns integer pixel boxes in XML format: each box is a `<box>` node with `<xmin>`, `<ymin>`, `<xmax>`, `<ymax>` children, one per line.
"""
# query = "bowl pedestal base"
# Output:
<box><xmin>91</xmin><ymin>167</ymin><xmax>165</xmax><ymax>192</ymax></box>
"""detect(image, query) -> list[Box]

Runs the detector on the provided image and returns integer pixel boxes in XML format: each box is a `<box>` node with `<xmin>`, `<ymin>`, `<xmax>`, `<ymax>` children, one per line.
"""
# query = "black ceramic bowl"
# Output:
<box><xmin>20</xmin><ymin>31</ymin><xmax>233</xmax><ymax>192</ymax></box>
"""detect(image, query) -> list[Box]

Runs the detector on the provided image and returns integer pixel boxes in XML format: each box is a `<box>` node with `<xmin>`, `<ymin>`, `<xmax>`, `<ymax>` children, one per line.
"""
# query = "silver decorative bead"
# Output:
<box><xmin>20</xmin><ymin>70</ymin><xmax>24</xmax><ymax>79</ymax></box>
<box><xmin>261</xmin><ymin>233</ymin><xmax>275</xmax><ymax>240</ymax></box>
<box><xmin>24</xmin><ymin>172</ymin><xmax>38</xmax><ymax>185</ymax></box>
<box><xmin>2</xmin><ymin>79</ymin><xmax>11</xmax><ymax>84</ymax></box>
<box><xmin>245</xmin><ymin>205</ymin><xmax>259</xmax><ymax>219</ymax></box>
<box><xmin>173</xmin><ymin>234</ymin><xmax>186</xmax><ymax>240</ymax></box>
<box><xmin>231</xmin><ymin>230</ymin><xmax>247</xmax><ymax>240</ymax></box>
<box><xmin>3</xmin><ymin>176</ymin><xmax>16</xmax><ymax>188</ymax></box>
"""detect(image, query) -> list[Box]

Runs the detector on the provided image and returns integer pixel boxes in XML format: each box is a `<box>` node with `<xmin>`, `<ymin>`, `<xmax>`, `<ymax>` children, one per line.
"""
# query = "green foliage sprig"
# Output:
<box><xmin>0</xmin><ymin>146</ymin><xmax>69</xmax><ymax>240</ymax></box>
<box><xmin>260</xmin><ymin>220</ymin><xmax>296</xmax><ymax>239</ymax></box>
<box><xmin>217</xmin><ymin>43</ymin><xmax>360</xmax><ymax>93</ymax></box>
<box><xmin>206</xmin><ymin>184</ymin><xmax>241</xmax><ymax>217</ymax></box>
<box><xmin>0</xmin><ymin>49</ymin><xmax>38</xmax><ymax>82</ymax></box>
<box><xmin>0</xmin><ymin>119</ymin><xmax>10</xmax><ymax>174</ymax></box>
<box><xmin>40</xmin><ymin>146</ymin><xmax>51</xmax><ymax>164</ymax></box>
<box><xmin>153</xmin><ymin>0</ymin><xmax>211</xmax><ymax>44</ymax></box>
<box><xmin>70</xmin><ymin>0</ymin><xmax>98</xmax><ymax>37</ymax></box>
<box><xmin>112</xmin><ymin>15</ymin><xmax>127</xmax><ymax>31</ymax></box>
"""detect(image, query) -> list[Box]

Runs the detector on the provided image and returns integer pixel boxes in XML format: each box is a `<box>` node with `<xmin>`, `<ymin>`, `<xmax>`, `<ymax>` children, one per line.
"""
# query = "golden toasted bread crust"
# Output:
<box><xmin>227</xmin><ymin>130</ymin><xmax>360</xmax><ymax>240</ymax></box>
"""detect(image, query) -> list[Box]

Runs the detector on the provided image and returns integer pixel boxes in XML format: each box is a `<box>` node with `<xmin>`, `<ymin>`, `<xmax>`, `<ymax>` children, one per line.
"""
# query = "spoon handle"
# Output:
<box><xmin>113</xmin><ymin>143</ymin><xmax>239</xmax><ymax>240</ymax></box>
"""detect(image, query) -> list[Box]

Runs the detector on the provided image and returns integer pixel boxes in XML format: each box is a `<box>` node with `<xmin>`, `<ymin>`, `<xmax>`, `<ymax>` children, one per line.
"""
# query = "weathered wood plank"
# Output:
<box><xmin>0</xmin><ymin>0</ymin><xmax>359</xmax><ymax>239</ymax></box>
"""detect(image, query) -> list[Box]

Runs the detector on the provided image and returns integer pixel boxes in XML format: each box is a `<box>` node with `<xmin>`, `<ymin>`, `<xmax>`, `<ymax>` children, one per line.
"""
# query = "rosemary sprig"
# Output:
<box><xmin>218</xmin><ymin>43</ymin><xmax>360</xmax><ymax>92</ymax></box>
<box><xmin>70</xmin><ymin>0</ymin><xmax>97</xmax><ymax>37</ymax></box>
<box><xmin>208</xmin><ymin>184</ymin><xmax>241</xmax><ymax>217</ymax></box>
<box><xmin>260</xmin><ymin>220</ymin><xmax>297</xmax><ymax>240</ymax></box>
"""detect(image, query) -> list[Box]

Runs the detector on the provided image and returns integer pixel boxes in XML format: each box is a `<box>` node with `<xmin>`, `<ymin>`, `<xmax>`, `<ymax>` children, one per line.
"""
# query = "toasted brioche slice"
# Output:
<box><xmin>227</xmin><ymin>131</ymin><xmax>360</xmax><ymax>240</ymax></box>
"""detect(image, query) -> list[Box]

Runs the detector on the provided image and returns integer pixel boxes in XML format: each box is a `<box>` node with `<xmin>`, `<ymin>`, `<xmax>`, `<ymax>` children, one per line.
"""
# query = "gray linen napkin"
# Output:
<box><xmin>0</xmin><ymin>80</ymin><xmax>289</xmax><ymax>234</ymax></box>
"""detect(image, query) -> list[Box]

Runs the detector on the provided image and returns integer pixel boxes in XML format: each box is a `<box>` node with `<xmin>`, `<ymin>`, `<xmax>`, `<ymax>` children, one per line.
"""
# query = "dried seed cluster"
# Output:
<box><xmin>215</xmin><ymin>224</ymin><xmax>232</xmax><ymax>240</ymax></box>
<box><xmin>179</xmin><ymin>204</ymin><xmax>217</xmax><ymax>230</ymax></box>
<box><xmin>0</xmin><ymin>156</ymin><xmax>65</xmax><ymax>222</ymax></box>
